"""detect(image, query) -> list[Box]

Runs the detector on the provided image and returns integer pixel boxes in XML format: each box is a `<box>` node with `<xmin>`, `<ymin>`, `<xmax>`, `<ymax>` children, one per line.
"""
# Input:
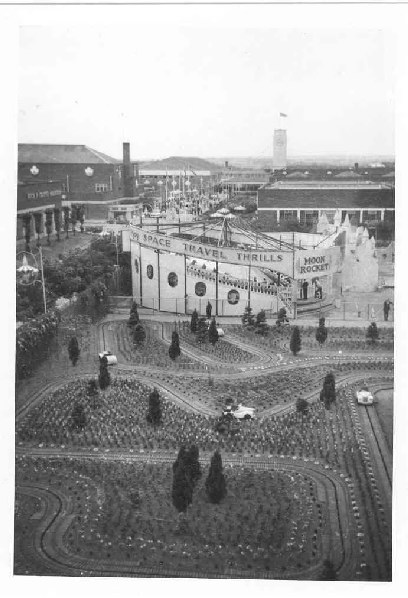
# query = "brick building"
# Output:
<box><xmin>18</xmin><ymin>143</ymin><xmax>139</xmax><ymax>220</ymax></box>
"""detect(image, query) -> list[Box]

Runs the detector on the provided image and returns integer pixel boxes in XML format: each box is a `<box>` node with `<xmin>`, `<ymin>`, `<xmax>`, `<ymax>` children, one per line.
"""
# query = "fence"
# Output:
<box><xmin>324</xmin><ymin>300</ymin><xmax>394</xmax><ymax>323</ymax></box>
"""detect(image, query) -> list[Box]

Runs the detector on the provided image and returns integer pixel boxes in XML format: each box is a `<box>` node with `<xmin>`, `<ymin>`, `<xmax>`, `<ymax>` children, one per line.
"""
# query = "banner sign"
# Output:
<box><xmin>130</xmin><ymin>225</ymin><xmax>340</xmax><ymax>279</ymax></box>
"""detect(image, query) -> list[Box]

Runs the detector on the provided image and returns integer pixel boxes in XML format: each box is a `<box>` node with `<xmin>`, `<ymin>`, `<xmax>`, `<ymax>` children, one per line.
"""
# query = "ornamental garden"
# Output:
<box><xmin>14</xmin><ymin>294</ymin><xmax>393</xmax><ymax>581</ymax></box>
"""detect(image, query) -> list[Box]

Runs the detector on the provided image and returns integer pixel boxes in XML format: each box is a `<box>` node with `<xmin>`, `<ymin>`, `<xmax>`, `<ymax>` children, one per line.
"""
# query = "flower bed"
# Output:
<box><xmin>15</xmin><ymin>456</ymin><xmax>323</xmax><ymax>577</ymax></box>
<box><xmin>113</xmin><ymin>322</ymin><xmax>208</xmax><ymax>371</ymax></box>
<box><xmin>177</xmin><ymin>327</ymin><xmax>256</xmax><ymax>364</ymax></box>
<box><xmin>226</xmin><ymin>325</ymin><xmax>394</xmax><ymax>353</ymax></box>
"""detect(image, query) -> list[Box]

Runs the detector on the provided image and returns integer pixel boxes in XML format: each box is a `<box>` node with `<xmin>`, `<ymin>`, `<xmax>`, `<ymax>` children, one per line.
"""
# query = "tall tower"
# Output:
<box><xmin>123</xmin><ymin>142</ymin><xmax>134</xmax><ymax>197</ymax></box>
<box><xmin>273</xmin><ymin>129</ymin><xmax>287</xmax><ymax>170</ymax></box>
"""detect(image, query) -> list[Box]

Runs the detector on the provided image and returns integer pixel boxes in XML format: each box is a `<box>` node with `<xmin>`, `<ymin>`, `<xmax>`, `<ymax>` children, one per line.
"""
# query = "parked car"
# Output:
<box><xmin>98</xmin><ymin>350</ymin><xmax>118</xmax><ymax>366</ymax></box>
<box><xmin>356</xmin><ymin>386</ymin><xmax>374</xmax><ymax>405</ymax></box>
<box><xmin>223</xmin><ymin>404</ymin><xmax>255</xmax><ymax>420</ymax></box>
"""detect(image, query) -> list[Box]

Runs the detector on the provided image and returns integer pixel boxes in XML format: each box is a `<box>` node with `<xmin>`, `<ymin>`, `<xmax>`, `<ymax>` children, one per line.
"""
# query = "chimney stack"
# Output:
<box><xmin>123</xmin><ymin>142</ymin><xmax>133</xmax><ymax>197</ymax></box>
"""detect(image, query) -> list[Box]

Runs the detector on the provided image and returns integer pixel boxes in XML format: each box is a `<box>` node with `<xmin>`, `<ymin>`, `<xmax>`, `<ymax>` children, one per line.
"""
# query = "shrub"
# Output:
<box><xmin>205</xmin><ymin>451</ymin><xmax>227</xmax><ymax>504</ymax></box>
<box><xmin>290</xmin><ymin>326</ymin><xmax>301</xmax><ymax>355</ymax></box>
<box><xmin>68</xmin><ymin>336</ymin><xmax>80</xmax><ymax>366</ymax></box>
<box><xmin>366</xmin><ymin>322</ymin><xmax>379</xmax><ymax>344</ymax></box>
<box><xmin>133</xmin><ymin>323</ymin><xmax>146</xmax><ymax>345</ymax></box>
<box><xmin>242</xmin><ymin>306</ymin><xmax>255</xmax><ymax>328</ymax></box>
<box><xmin>169</xmin><ymin>331</ymin><xmax>181</xmax><ymax>360</ymax></box>
<box><xmin>190</xmin><ymin>309</ymin><xmax>199</xmax><ymax>333</ymax></box>
<box><xmin>98</xmin><ymin>356</ymin><xmax>111</xmax><ymax>390</ymax></box>
<box><xmin>146</xmin><ymin>388</ymin><xmax>162</xmax><ymax>426</ymax></box>
<box><xmin>315</xmin><ymin>317</ymin><xmax>328</xmax><ymax>347</ymax></box>
<box><xmin>208</xmin><ymin>318</ymin><xmax>219</xmax><ymax>345</ymax></box>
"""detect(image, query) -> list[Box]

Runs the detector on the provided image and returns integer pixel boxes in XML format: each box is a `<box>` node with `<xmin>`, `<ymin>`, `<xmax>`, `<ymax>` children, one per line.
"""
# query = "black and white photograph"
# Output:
<box><xmin>2</xmin><ymin>1</ymin><xmax>407</xmax><ymax>595</ymax></box>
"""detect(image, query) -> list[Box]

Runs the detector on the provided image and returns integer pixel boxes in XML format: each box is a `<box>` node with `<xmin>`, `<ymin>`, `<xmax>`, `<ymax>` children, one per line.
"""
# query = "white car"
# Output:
<box><xmin>356</xmin><ymin>388</ymin><xmax>374</xmax><ymax>405</ymax></box>
<box><xmin>98</xmin><ymin>350</ymin><xmax>118</xmax><ymax>366</ymax></box>
<box><xmin>223</xmin><ymin>404</ymin><xmax>255</xmax><ymax>420</ymax></box>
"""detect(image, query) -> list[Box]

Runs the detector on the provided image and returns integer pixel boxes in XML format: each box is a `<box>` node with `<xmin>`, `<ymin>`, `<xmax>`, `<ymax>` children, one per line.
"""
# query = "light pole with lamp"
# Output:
<box><xmin>17</xmin><ymin>247</ymin><xmax>47</xmax><ymax>314</ymax></box>
<box><xmin>338</xmin><ymin>350</ymin><xmax>342</xmax><ymax>367</ymax></box>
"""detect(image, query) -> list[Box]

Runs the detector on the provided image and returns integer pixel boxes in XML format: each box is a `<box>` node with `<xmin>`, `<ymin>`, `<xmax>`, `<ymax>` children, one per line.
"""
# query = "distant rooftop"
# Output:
<box><xmin>18</xmin><ymin>144</ymin><xmax>120</xmax><ymax>164</ymax></box>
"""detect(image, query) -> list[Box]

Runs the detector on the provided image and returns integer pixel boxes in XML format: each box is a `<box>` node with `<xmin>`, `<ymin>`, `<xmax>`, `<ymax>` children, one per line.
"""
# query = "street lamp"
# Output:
<box><xmin>16</xmin><ymin>247</ymin><xmax>47</xmax><ymax>313</ymax></box>
<box><xmin>338</xmin><ymin>350</ymin><xmax>342</xmax><ymax>367</ymax></box>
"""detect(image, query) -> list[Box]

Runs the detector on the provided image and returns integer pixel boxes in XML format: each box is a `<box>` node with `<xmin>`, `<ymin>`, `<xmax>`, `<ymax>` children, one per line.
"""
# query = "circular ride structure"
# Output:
<box><xmin>129</xmin><ymin>216</ymin><xmax>341</xmax><ymax>317</ymax></box>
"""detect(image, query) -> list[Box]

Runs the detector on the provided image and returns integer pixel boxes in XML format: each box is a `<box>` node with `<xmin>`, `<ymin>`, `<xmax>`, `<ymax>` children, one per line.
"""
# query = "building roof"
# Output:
<box><xmin>139</xmin><ymin>169</ymin><xmax>211</xmax><ymax>177</ymax></box>
<box><xmin>258</xmin><ymin>187</ymin><xmax>395</xmax><ymax>210</ymax></box>
<box><xmin>18</xmin><ymin>144</ymin><xmax>120</xmax><ymax>164</ymax></box>
<box><xmin>334</xmin><ymin>170</ymin><xmax>363</xmax><ymax>179</ymax></box>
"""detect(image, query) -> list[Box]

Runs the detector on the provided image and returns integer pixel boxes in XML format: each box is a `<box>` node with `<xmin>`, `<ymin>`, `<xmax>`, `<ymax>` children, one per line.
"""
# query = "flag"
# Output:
<box><xmin>280</xmin><ymin>112</ymin><xmax>288</xmax><ymax>118</ymax></box>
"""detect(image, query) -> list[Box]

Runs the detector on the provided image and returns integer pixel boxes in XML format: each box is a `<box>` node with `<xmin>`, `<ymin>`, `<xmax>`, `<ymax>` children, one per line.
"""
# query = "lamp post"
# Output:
<box><xmin>16</xmin><ymin>247</ymin><xmax>47</xmax><ymax>313</ymax></box>
<box><xmin>338</xmin><ymin>350</ymin><xmax>342</xmax><ymax>367</ymax></box>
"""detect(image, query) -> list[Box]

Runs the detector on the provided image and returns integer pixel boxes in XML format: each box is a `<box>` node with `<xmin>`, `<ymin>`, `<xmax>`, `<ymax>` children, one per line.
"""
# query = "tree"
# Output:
<box><xmin>147</xmin><ymin>388</ymin><xmax>162</xmax><ymax>426</ymax></box>
<box><xmin>315</xmin><ymin>316</ymin><xmax>328</xmax><ymax>348</ymax></box>
<box><xmin>319</xmin><ymin>559</ymin><xmax>337</xmax><ymax>581</ymax></box>
<box><xmin>68</xmin><ymin>336</ymin><xmax>80</xmax><ymax>366</ymax></box>
<box><xmin>172</xmin><ymin>460</ymin><xmax>193</xmax><ymax>513</ymax></box>
<box><xmin>366</xmin><ymin>321</ymin><xmax>379</xmax><ymax>344</ymax></box>
<box><xmin>276</xmin><ymin>307</ymin><xmax>289</xmax><ymax>327</ymax></box>
<box><xmin>255</xmin><ymin>309</ymin><xmax>269</xmax><ymax>336</ymax></box>
<box><xmin>208</xmin><ymin>318</ymin><xmax>219</xmax><ymax>345</ymax></box>
<box><xmin>71</xmin><ymin>402</ymin><xmax>87</xmax><ymax>430</ymax></box>
<box><xmin>242</xmin><ymin>305</ymin><xmax>255</xmax><ymax>328</ymax></box>
<box><xmin>169</xmin><ymin>330</ymin><xmax>181</xmax><ymax>359</ymax></box>
<box><xmin>133</xmin><ymin>322</ymin><xmax>146</xmax><ymax>345</ymax></box>
<box><xmin>290</xmin><ymin>326</ymin><xmax>301</xmax><ymax>355</ymax></box>
<box><xmin>184</xmin><ymin>445</ymin><xmax>202</xmax><ymax>487</ymax></box>
<box><xmin>71</xmin><ymin>206</ymin><xmax>78</xmax><ymax>236</ymax></box>
<box><xmin>128</xmin><ymin>302</ymin><xmax>139</xmax><ymax>328</ymax></box>
<box><xmin>205</xmin><ymin>450</ymin><xmax>227</xmax><ymax>504</ymax></box>
<box><xmin>196</xmin><ymin>317</ymin><xmax>208</xmax><ymax>344</ymax></box>
<box><xmin>172</xmin><ymin>446</ymin><xmax>195</xmax><ymax>514</ymax></box>
<box><xmin>190</xmin><ymin>309</ymin><xmax>199</xmax><ymax>333</ymax></box>
<box><xmin>98</xmin><ymin>355</ymin><xmax>111</xmax><ymax>390</ymax></box>
<box><xmin>320</xmin><ymin>372</ymin><xmax>336</xmax><ymax>409</ymax></box>
<box><xmin>206</xmin><ymin>301</ymin><xmax>213</xmax><ymax>319</ymax></box>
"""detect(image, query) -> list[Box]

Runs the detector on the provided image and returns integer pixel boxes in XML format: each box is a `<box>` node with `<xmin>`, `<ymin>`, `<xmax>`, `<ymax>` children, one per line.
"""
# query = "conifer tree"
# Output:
<box><xmin>169</xmin><ymin>330</ymin><xmax>181</xmax><ymax>359</ymax></box>
<box><xmin>276</xmin><ymin>307</ymin><xmax>289</xmax><ymax>327</ymax></box>
<box><xmin>255</xmin><ymin>309</ymin><xmax>269</xmax><ymax>335</ymax></box>
<box><xmin>290</xmin><ymin>326</ymin><xmax>301</xmax><ymax>355</ymax></box>
<box><xmin>208</xmin><ymin>318</ymin><xmax>219</xmax><ymax>345</ymax></box>
<box><xmin>320</xmin><ymin>372</ymin><xmax>336</xmax><ymax>408</ymax></box>
<box><xmin>190</xmin><ymin>309</ymin><xmax>199</xmax><ymax>333</ymax></box>
<box><xmin>68</xmin><ymin>336</ymin><xmax>80</xmax><ymax>366</ymax></box>
<box><xmin>366</xmin><ymin>321</ymin><xmax>379</xmax><ymax>344</ymax></box>
<box><xmin>197</xmin><ymin>317</ymin><xmax>208</xmax><ymax>343</ymax></box>
<box><xmin>128</xmin><ymin>301</ymin><xmax>139</xmax><ymax>328</ymax></box>
<box><xmin>147</xmin><ymin>388</ymin><xmax>162</xmax><ymax>425</ymax></box>
<box><xmin>242</xmin><ymin>305</ymin><xmax>255</xmax><ymax>328</ymax></box>
<box><xmin>205</xmin><ymin>450</ymin><xmax>227</xmax><ymax>504</ymax></box>
<box><xmin>133</xmin><ymin>322</ymin><xmax>146</xmax><ymax>345</ymax></box>
<box><xmin>98</xmin><ymin>355</ymin><xmax>111</xmax><ymax>390</ymax></box>
<box><xmin>315</xmin><ymin>316</ymin><xmax>328</xmax><ymax>348</ymax></box>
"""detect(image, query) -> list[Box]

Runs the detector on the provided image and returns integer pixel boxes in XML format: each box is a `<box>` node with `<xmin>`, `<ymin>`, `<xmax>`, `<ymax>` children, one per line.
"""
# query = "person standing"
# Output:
<box><xmin>383</xmin><ymin>299</ymin><xmax>392</xmax><ymax>321</ymax></box>
<box><xmin>302</xmin><ymin>280</ymin><xmax>309</xmax><ymax>300</ymax></box>
<box><xmin>206</xmin><ymin>301</ymin><xmax>212</xmax><ymax>320</ymax></box>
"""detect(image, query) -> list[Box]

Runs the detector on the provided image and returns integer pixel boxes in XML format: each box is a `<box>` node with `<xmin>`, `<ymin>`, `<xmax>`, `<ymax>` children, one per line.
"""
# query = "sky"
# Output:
<box><xmin>18</xmin><ymin>27</ymin><xmax>395</xmax><ymax>161</ymax></box>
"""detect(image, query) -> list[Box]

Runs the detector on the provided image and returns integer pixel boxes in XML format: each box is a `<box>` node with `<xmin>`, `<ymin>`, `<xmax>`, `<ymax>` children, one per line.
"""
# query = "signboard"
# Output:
<box><xmin>130</xmin><ymin>225</ymin><xmax>340</xmax><ymax>279</ymax></box>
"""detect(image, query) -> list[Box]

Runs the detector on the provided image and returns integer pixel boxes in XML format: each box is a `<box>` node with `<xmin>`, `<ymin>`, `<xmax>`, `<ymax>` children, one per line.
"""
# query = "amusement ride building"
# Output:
<box><xmin>128</xmin><ymin>215</ymin><xmax>341</xmax><ymax>318</ymax></box>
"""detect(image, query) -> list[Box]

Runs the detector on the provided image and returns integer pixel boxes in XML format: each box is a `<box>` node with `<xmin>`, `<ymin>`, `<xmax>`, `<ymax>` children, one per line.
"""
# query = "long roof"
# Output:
<box><xmin>18</xmin><ymin>144</ymin><xmax>120</xmax><ymax>164</ymax></box>
<box><xmin>258</xmin><ymin>187</ymin><xmax>395</xmax><ymax>210</ymax></box>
